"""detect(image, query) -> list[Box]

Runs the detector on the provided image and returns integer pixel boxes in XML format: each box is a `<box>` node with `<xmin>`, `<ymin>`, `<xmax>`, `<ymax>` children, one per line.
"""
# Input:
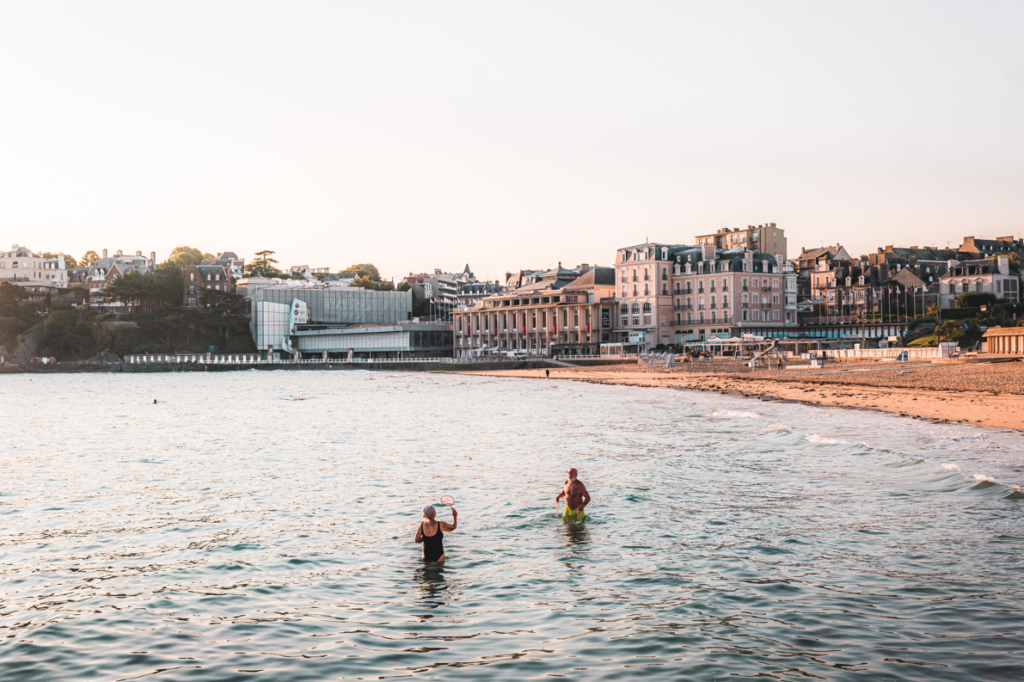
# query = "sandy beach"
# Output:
<box><xmin>465</xmin><ymin>360</ymin><xmax>1024</xmax><ymax>431</ymax></box>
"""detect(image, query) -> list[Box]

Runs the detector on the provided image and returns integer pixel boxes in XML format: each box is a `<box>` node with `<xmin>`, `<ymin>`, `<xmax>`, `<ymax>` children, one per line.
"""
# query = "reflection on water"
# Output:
<box><xmin>1</xmin><ymin>371</ymin><xmax>1023</xmax><ymax>681</ymax></box>
<box><xmin>412</xmin><ymin>563</ymin><xmax>450</xmax><ymax>611</ymax></box>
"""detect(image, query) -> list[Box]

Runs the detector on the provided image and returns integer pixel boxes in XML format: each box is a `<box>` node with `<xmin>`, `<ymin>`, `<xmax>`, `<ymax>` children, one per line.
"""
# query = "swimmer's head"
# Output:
<box><xmin>422</xmin><ymin>505</ymin><xmax>436</xmax><ymax>520</ymax></box>
<box><xmin>568</xmin><ymin>468</ymin><xmax>578</xmax><ymax>480</ymax></box>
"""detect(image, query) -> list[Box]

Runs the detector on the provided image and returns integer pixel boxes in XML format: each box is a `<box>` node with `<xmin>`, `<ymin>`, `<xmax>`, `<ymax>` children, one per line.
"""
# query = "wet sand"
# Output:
<box><xmin>464</xmin><ymin>361</ymin><xmax>1024</xmax><ymax>431</ymax></box>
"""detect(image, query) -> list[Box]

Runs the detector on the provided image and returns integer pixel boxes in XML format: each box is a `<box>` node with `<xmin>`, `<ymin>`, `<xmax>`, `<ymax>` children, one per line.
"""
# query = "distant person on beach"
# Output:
<box><xmin>556</xmin><ymin>468</ymin><xmax>590</xmax><ymax>520</ymax></box>
<box><xmin>546</xmin><ymin>369</ymin><xmax>550</xmax><ymax>379</ymax></box>
<box><xmin>414</xmin><ymin>504</ymin><xmax>457</xmax><ymax>564</ymax></box>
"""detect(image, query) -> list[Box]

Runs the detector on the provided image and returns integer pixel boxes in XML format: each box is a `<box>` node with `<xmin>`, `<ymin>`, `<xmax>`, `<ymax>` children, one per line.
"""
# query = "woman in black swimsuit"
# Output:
<box><xmin>414</xmin><ymin>504</ymin><xmax>458</xmax><ymax>564</ymax></box>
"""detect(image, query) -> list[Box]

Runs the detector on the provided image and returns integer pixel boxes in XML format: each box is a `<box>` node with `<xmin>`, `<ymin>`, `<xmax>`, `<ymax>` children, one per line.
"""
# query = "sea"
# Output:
<box><xmin>1</xmin><ymin>371</ymin><xmax>1023</xmax><ymax>681</ymax></box>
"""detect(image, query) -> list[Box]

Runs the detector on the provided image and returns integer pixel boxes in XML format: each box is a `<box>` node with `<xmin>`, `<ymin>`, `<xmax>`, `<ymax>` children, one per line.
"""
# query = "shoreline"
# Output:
<box><xmin>463</xmin><ymin>363</ymin><xmax>1024</xmax><ymax>432</ymax></box>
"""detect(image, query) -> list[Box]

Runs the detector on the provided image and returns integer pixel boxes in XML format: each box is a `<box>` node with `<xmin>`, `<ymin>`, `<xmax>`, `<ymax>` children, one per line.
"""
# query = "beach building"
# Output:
<box><xmin>0</xmin><ymin>245</ymin><xmax>68</xmax><ymax>300</ymax></box>
<box><xmin>694</xmin><ymin>223</ymin><xmax>787</xmax><ymax>261</ymax></box>
<box><xmin>249</xmin><ymin>285</ymin><xmax>451</xmax><ymax>360</ymax></box>
<box><xmin>937</xmin><ymin>255</ymin><xmax>1020</xmax><ymax>308</ymax></box>
<box><xmin>182</xmin><ymin>263</ymin><xmax>231</xmax><ymax>307</ymax></box>
<box><xmin>982</xmin><ymin>326</ymin><xmax>1024</xmax><ymax>355</ymax></box>
<box><xmin>453</xmin><ymin>264</ymin><xmax>615</xmax><ymax>357</ymax></box>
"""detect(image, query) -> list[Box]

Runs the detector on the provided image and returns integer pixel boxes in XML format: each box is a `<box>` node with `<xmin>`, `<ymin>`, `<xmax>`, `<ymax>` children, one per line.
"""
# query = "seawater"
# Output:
<box><xmin>1</xmin><ymin>371</ymin><xmax>1023</xmax><ymax>681</ymax></box>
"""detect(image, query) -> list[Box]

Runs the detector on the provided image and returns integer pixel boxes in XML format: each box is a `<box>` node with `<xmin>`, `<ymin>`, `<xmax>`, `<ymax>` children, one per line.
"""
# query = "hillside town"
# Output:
<box><xmin>1</xmin><ymin>225</ymin><xmax>1023</xmax><ymax>367</ymax></box>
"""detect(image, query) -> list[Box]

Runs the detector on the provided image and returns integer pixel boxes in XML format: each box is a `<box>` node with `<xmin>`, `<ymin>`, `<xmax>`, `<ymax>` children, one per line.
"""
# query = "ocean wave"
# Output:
<box><xmin>973</xmin><ymin>473</ymin><xmax>997</xmax><ymax>484</ymax></box>
<box><xmin>804</xmin><ymin>434</ymin><xmax>845</xmax><ymax>445</ymax></box>
<box><xmin>940</xmin><ymin>463</ymin><xmax>963</xmax><ymax>473</ymax></box>
<box><xmin>934</xmin><ymin>433</ymin><xmax>1003</xmax><ymax>451</ymax></box>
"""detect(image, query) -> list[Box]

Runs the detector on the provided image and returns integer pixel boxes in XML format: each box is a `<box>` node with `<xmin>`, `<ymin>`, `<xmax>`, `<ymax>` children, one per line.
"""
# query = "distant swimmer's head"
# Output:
<box><xmin>422</xmin><ymin>505</ymin><xmax>436</xmax><ymax>520</ymax></box>
<box><xmin>568</xmin><ymin>468</ymin><xmax>578</xmax><ymax>480</ymax></box>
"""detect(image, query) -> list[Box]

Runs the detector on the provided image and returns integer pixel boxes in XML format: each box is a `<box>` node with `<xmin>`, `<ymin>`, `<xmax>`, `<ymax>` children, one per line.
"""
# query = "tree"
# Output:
<box><xmin>63</xmin><ymin>254</ymin><xmax>78</xmax><ymax>268</ymax></box>
<box><xmin>246</xmin><ymin>250</ymin><xmax>281</xmax><ymax>277</ymax></box>
<box><xmin>40</xmin><ymin>310</ymin><xmax>95</xmax><ymax>359</ymax></box>
<box><xmin>342</xmin><ymin>263</ymin><xmax>381</xmax><ymax>280</ymax></box>
<box><xmin>955</xmin><ymin>291</ymin><xmax>998</xmax><ymax>309</ymax></box>
<box><xmin>0</xmin><ymin>281</ymin><xmax>28</xmax><ymax>315</ymax></box>
<box><xmin>80</xmin><ymin>251</ymin><xmax>101</xmax><ymax>268</ymax></box>
<box><xmin>167</xmin><ymin>246</ymin><xmax>205</xmax><ymax>267</ymax></box>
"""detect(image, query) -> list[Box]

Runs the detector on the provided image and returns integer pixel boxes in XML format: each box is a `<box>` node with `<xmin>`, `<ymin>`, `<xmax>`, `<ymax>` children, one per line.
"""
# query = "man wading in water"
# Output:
<box><xmin>556</xmin><ymin>468</ymin><xmax>590</xmax><ymax>520</ymax></box>
<box><xmin>414</xmin><ymin>505</ymin><xmax>457</xmax><ymax>564</ymax></box>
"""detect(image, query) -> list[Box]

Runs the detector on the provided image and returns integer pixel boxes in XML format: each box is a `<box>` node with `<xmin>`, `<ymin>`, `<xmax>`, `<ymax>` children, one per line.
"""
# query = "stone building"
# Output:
<box><xmin>453</xmin><ymin>264</ymin><xmax>615</xmax><ymax>357</ymax></box>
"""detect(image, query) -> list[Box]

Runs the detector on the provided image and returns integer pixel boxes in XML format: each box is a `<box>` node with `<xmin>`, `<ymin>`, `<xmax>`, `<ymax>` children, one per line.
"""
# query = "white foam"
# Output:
<box><xmin>973</xmin><ymin>473</ymin><xmax>997</xmax><ymax>484</ymax></box>
<box><xmin>805</xmin><ymin>434</ymin><xmax>844</xmax><ymax>445</ymax></box>
<box><xmin>940</xmin><ymin>462</ymin><xmax>963</xmax><ymax>473</ymax></box>
<box><xmin>711</xmin><ymin>410</ymin><xmax>761</xmax><ymax>420</ymax></box>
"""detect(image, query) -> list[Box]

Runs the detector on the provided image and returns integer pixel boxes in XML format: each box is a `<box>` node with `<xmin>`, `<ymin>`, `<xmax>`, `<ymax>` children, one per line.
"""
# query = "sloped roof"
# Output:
<box><xmin>565</xmin><ymin>266</ymin><xmax>615</xmax><ymax>289</ymax></box>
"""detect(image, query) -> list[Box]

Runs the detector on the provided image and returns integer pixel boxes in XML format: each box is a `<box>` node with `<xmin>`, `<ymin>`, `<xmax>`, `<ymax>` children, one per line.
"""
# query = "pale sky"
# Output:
<box><xmin>2</xmin><ymin>2</ymin><xmax>1022</xmax><ymax>283</ymax></box>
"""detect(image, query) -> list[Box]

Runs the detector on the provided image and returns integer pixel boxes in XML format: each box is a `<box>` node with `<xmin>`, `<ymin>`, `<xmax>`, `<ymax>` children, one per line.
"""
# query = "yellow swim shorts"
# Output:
<box><xmin>562</xmin><ymin>506</ymin><xmax>585</xmax><ymax>521</ymax></box>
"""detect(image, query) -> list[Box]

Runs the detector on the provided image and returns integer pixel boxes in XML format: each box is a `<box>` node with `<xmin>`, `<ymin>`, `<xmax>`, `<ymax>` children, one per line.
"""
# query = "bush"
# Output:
<box><xmin>908</xmin><ymin>335</ymin><xmax>938</xmax><ymax>347</ymax></box>
<box><xmin>941</xmin><ymin>308</ymin><xmax>979</xmax><ymax>320</ymax></box>
<box><xmin>956</xmin><ymin>291</ymin><xmax>998</xmax><ymax>309</ymax></box>
<box><xmin>114</xmin><ymin>328</ymin><xmax>140</xmax><ymax>356</ymax></box>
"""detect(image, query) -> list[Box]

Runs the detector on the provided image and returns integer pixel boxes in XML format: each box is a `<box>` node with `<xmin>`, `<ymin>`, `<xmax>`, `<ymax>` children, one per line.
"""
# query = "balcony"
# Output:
<box><xmin>697</xmin><ymin>304</ymin><xmax>705</xmax><ymax>310</ymax></box>
<box><xmin>661</xmin><ymin>273</ymin><xmax>667</xmax><ymax>280</ymax></box>
<box><xmin>722</xmin><ymin>302</ymin><xmax>729</xmax><ymax>309</ymax></box>
<box><xmin>632</xmin><ymin>275</ymin><xmax>638</xmax><ymax>282</ymax></box>
<box><xmin>722</xmin><ymin>286</ymin><xmax>729</xmax><ymax>292</ymax></box>
<box><xmin>742</xmin><ymin>286</ymin><xmax>748</xmax><ymax>291</ymax></box>
<box><xmin>742</xmin><ymin>303</ymin><xmax>749</xmax><ymax>309</ymax></box>
<box><xmin>644</xmin><ymin>273</ymin><xmax>650</xmax><ymax>281</ymax></box>
<box><xmin>683</xmin><ymin>288</ymin><xmax>693</xmax><ymax>295</ymax></box>
<box><xmin>710</xmin><ymin>303</ymin><xmax>717</xmax><ymax>309</ymax></box>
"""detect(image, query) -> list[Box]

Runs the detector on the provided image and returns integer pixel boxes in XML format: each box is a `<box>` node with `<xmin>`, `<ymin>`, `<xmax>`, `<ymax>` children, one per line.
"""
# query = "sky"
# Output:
<box><xmin>2</xmin><ymin>1</ymin><xmax>1023</xmax><ymax>283</ymax></box>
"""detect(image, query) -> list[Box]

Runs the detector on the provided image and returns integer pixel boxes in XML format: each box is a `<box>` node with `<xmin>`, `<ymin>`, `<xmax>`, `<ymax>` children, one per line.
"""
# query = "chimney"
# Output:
<box><xmin>580</xmin><ymin>263</ymin><xmax>590</xmax><ymax>273</ymax></box>
<box><xmin>150</xmin><ymin>251</ymin><xmax>156</xmax><ymax>266</ymax></box>
<box><xmin>997</xmin><ymin>255</ymin><xmax>1009</xmax><ymax>275</ymax></box>
<box><xmin>102</xmin><ymin>248</ymin><xmax>108</xmax><ymax>259</ymax></box>
<box><xmin>116</xmin><ymin>249</ymin><xmax>122</xmax><ymax>257</ymax></box>
<box><xmin>701</xmin><ymin>244</ymin><xmax>715</xmax><ymax>261</ymax></box>
<box><xmin>505</xmin><ymin>271</ymin><xmax>511</xmax><ymax>282</ymax></box>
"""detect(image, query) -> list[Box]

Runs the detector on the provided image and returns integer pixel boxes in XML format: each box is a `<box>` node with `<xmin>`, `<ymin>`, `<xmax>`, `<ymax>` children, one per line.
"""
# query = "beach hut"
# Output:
<box><xmin>982</xmin><ymin>326</ymin><xmax>1024</xmax><ymax>355</ymax></box>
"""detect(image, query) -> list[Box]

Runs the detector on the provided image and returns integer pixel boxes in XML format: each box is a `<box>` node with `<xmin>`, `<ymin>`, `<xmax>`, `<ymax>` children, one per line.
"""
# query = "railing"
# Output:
<box><xmin>742</xmin><ymin>303</ymin><xmax>749</xmax><ymax>308</ymax></box>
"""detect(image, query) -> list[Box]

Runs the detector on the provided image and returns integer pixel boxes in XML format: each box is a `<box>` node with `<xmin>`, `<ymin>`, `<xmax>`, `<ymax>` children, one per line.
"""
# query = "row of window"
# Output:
<box><xmin>457</xmin><ymin>308</ymin><xmax>594</xmax><ymax>332</ymax></box>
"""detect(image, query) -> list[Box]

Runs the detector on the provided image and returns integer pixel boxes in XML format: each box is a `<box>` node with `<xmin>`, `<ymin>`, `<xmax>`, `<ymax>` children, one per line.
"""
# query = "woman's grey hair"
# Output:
<box><xmin>422</xmin><ymin>505</ymin><xmax>436</xmax><ymax>519</ymax></box>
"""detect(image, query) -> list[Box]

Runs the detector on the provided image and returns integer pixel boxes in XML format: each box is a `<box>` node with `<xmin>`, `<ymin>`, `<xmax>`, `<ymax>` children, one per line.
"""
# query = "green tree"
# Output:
<box><xmin>40</xmin><ymin>310</ymin><xmax>95</xmax><ymax>359</ymax></box>
<box><xmin>167</xmin><ymin>246</ymin><xmax>205</xmax><ymax>267</ymax></box>
<box><xmin>114</xmin><ymin>327</ymin><xmax>141</xmax><ymax>356</ymax></box>
<box><xmin>0</xmin><ymin>281</ymin><xmax>29</xmax><ymax>316</ymax></box>
<box><xmin>955</xmin><ymin>291</ymin><xmax>999</xmax><ymax>309</ymax></box>
<box><xmin>342</xmin><ymin>263</ymin><xmax>381</xmax><ymax>280</ymax></box>
<box><xmin>80</xmin><ymin>250</ymin><xmax>101</xmax><ymax>267</ymax></box>
<box><xmin>246</xmin><ymin>250</ymin><xmax>281</xmax><ymax>276</ymax></box>
<box><xmin>63</xmin><ymin>254</ymin><xmax>78</xmax><ymax>268</ymax></box>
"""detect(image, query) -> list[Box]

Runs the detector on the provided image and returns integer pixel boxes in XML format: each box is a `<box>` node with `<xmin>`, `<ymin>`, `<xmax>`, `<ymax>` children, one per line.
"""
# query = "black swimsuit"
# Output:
<box><xmin>420</xmin><ymin>522</ymin><xmax>444</xmax><ymax>562</ymax></box>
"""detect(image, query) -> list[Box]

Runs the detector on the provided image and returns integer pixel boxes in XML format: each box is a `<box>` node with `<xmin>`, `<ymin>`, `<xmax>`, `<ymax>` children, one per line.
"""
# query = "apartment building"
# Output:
<box><xmin>0</xmin><ymin>245</ymin><xmax>68</xmax><ymax>298</ymax></box>
<box><xmin>665</xmin><ymin>245</ymin><xmax>797</xmax><ymax>342</ymax></box>
<box><xmin>694</xmin><ymin>223</ymin><xmax>787</xmax><ymax>261</ymax></box>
